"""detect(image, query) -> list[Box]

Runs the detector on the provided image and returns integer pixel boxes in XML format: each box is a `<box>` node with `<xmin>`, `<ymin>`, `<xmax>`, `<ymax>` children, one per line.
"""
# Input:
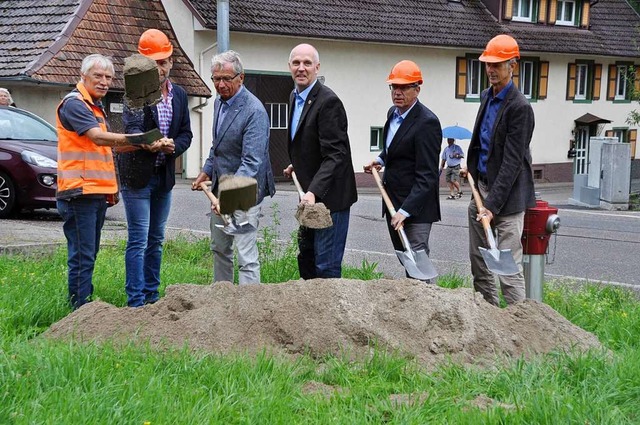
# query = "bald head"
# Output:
<box><xmin>288</xmin><ymin>43</ymin><xmax>321</xmax><ymax>92</ymax></box>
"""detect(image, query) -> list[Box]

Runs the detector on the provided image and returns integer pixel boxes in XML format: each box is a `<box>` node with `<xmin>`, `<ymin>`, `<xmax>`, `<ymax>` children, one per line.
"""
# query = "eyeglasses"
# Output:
<box><xmin>211</xmin><ymin>72</ymin><xmax>240</xmax><ymax>84</ymax></box>
<box><xmin>389</xmin><ymin>84</ymin><xmax>418</xmax><ymax>91</ymax></box>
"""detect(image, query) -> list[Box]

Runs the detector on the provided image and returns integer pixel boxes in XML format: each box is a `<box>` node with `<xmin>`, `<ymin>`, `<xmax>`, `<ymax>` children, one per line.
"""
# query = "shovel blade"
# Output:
<box><xmin>215</xmin><ymin>221</ymin><xmax>256</xmax><ymax>235</ymax></box>
<box><xmin>395</xmin><ymin>248</ymin><xmax>438</xmax><ymax>281</ymax></box>
<box><xmin>479</xmin><ymin>246</ymin><xmax>519</xmax><ymax>276</ymax></box>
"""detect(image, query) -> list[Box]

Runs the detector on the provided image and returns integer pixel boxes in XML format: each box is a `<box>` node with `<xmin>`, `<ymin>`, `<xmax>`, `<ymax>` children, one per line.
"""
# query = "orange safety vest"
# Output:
<box><xmin>56</xmin><ymin>83</ymin><xmax>118</xmax><ymax>200</ymax></box>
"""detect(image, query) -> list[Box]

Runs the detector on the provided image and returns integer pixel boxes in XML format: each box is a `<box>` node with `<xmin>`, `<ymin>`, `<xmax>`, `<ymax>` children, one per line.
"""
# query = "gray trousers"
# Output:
<box><xmin>210</xmin><ymin>202</ymin><xmax>262</xmax><ymax>284</ymax></box>
<box><xmin>468</xmin><ymin>182</ymin><xmax>525</xmax><ymax>306</ymax></box>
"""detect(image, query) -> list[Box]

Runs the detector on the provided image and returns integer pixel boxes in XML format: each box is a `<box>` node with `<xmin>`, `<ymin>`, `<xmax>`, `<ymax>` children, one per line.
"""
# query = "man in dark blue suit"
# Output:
<box><xmin>118</xmin><ymin>29</ymin><xmax>192</xmax><ymax>307</ymax></box>
<box><xmin>364</xmin><ymin>60</ymin><xmax>442</xmax><ymax>281</ymax></box>
<box><xmin>192</xmin><ymin>50</ymin><xmax>275</xmax><ymax>285</ymax></box>
<box><xmin>464</xmin><ymin>34</ymin><xmax>536</xmax><ymax>306</ymax></box>
<box><xmin>284</xmin><ymin>43</ymin><xmax>357</xmax><ymax>279</ymax></box>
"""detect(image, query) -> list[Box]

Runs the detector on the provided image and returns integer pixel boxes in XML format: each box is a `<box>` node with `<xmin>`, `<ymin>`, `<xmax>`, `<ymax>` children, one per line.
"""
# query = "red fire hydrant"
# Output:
<box><xmin>521</xmin><ymin>198</ymin><xmax>560</xmax><ymax>302</ymax></box>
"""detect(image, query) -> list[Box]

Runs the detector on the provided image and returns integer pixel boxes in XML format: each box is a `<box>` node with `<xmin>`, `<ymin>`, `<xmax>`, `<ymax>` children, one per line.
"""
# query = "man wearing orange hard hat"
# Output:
<box><xmin>118</xmin><ymin>29</ymin><xmax>193</xmax><ymax>307</ymax></box>
<box><xmin>461</xmin><ymin>34</ymin><xmax>536</xmax><ymax>306</ymax></box>
<box><xmin>364</xmin><ymin>60</ymin><xmax>443</xmax><ymax>282</ymax></box>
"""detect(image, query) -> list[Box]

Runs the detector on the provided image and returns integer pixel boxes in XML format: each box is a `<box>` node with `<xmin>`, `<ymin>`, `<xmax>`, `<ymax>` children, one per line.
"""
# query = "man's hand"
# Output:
<box><xmin>363</xmin><ymin>160</ymin><xmax>382</xmax><ymax>174</ymax></box>
<box><xmin>191</xmin><ymin>172</ymin><xmax>210</xmax><ymax>191</ymax></box>
<box><xmin>459</xmin><ymin>168</ymin><xmax>468</xmax><ymax>178</ymax></box>
<box><xmin>283</xmin><ymin>164</ymin><xmax>294</xmax><ymax>179</ymax></box>
<box><xmin>390</xmin><ymin>212</ymin><xmax>406</xmax><ymax>231</ymax></box>
<box><xmin>301</xmin><ymin>191</ymin><xmax>316</xmax><ymax>205</ymax></box>
<box><xmin>476</xmin><ymin>207</ymin><xmax>494</xmax><ymax>223</ymax></box>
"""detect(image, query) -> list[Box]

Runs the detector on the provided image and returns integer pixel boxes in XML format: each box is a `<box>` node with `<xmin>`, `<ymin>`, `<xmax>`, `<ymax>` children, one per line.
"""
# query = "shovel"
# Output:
<box><xmin>291</xmin><ymin>171</ymin><xmax>333</xmax><ymax>229</ymax></box>
<box><xmin>199</xmin><ymin>182</ymin><xmax>256</xmax><ymax>235</ymax></box>
<box><xmin>466</xmin><ymin>173</ymin><xmax>519</xmax><ymax>275</ymax></box>
<box><xmin>371</xmin><ymin>168</ymin><xmax>438</xmax><ymax>281</ymax></box>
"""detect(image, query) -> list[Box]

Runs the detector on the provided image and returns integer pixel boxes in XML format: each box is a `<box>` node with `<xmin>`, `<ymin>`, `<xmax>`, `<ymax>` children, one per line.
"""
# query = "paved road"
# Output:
<box><xmin>99</xmin><ymin>180</ymin><xmax>640</xmax><ymax>288</ymax></box>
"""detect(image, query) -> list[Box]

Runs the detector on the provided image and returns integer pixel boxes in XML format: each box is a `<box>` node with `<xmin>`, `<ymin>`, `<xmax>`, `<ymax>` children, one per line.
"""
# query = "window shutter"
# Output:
<box><xmin>548</xmin><ymin>0</ymin><xmax>557</xmax><ymax>23</ymax></box>
<box><xmin>538</xmin><ymin>61</ymin><xmax>549</xmax><ymax>99</ymax></box>
<box><xmin>455</xmin><ymin>57</ymin><xmax>467</xmax><ymax>99</ymax></box>
<box><xmin>566</xmin><ymin>63</ymin><xmax>576</xmax><ymax>100</ymax></box>
<box><xmin>505</xmin><ymin>0</ymin><xmax>513</xmax><ymax>19</ymax></box>
<box><xmin>629</xmin><ymin>129</ymin><xmax>637</xmax><ymax>159</ymax></box>
<box><xmin>580</xmin><ymin>1</ymin><xmax>590</xmax><ymax>28</ymax></box>
<box><xmin>592</xmin><ymin>64</ymin><xmax>602</xmax><ymax>100</ymax></box>
<box><xmin>538</xmin><ymin>0</ymin><xmax>548</xmax><ymax>23</ymax></box>
<box><xmin>634</xmin><ymin>66</ymin><xmax>640</xmax><ymax>94</ymax></box>
<box><xmin>606</xmin><ymin>65</ymin><xmax>617</xmax><ymax>101</ymax></box>
<box><xmin>513</xmin><ymin>62</ymin><xmax>520</xmax><ymax>89</ymax></box>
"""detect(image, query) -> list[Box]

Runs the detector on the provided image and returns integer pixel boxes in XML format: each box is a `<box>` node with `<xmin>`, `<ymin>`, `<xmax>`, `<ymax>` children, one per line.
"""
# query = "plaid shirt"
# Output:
<box><xmin>155</xmin><ymin>80</ymin><xmax>174</xmax><ymax>167</ymax></box>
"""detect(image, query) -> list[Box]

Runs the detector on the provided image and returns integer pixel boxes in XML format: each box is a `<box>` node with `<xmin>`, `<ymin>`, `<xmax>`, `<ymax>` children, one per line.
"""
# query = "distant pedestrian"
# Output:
<box><xmin>283</xmin><ymin>43</ymin><xmax>357</xmax><ymax>279</ymax></box>
<box><xmin>0</xmin><ymin>88</ymin><xmax>15</xmax><ymax>107</ymax></box>
<box><xmin>463</xmin><ymin>34</ymin><xmax>536</xmax><ymax>306</ymax></box>
<box><xmin>440</xmin><ymin>138</ymin><xmax>464</xmax><ymax>199</ymax></box>
<box><xmin>56</xmin><ymin>54</ymin><xmax>137</xmax><ymax>310</ymax></box>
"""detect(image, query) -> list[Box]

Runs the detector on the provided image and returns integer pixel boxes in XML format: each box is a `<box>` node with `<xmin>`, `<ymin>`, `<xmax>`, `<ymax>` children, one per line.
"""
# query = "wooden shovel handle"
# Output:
<box><xmin>371</xmin><ymin>168</ymin><xmax>397</xmax><ymax>216</ymax></box>
<box><xmin>290</xmin><ymin>171</ymin><xmax>306</xmax><ymax>199</ymax></box>
<box><xmin>200</xmin><ymin>182</ymin><xmax>219</xmax><ymax>206</ymax></box>
<box><xmin>465</xmin><ymin>173</ymin><xmax>497</xmax><ymax>249</ymax></box>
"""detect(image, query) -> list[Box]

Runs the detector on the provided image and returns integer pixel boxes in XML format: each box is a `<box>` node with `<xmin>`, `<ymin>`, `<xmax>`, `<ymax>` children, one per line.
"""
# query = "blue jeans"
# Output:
<box><xmin>120</xmin><ymin>175</ymin><xmax>172</xmax><ymax>307</ymax></box>
<box><xmin>298</xmin><ymin>208</ymin><xmax>350</xmax><ymax>279</ymax></box>
<box><xmin>57</xmin><ymin>196</ymin><xmax>108</xmax><ymax>310</ymax></box>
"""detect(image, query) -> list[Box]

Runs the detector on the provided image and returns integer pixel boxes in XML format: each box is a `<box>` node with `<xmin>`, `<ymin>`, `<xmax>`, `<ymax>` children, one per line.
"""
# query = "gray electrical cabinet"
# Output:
<box><xmin>600</xmin><ymin>141</ymin><xmax>631</xmax><ymax>210</ymax></box>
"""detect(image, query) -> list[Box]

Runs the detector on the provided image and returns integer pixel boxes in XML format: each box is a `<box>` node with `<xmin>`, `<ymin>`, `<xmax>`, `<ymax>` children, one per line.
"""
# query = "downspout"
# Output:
<box><xmin>192</xmin><ymin>42</ymin><xmax>218</xmax><ymax>170</ymax></box>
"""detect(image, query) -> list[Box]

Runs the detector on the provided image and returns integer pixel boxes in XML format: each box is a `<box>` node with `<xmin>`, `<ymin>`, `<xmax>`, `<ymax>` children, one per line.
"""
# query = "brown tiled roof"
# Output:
<box><xmin>187</xmin><ymin>0</ymin><xmax>640</xmax><ymax>58</ymax></box>
<box><xmin>0</xmin><ymin>0</ymin><xmax>211</xmax><ymax>97</ymax></box>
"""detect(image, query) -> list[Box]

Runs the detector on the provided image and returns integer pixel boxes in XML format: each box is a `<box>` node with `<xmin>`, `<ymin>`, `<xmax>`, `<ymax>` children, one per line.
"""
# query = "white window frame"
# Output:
<box><xmin>556</xmin><ymin>0</ymin><xmax>577</xmax><ymax>26</ymax></box>
<box><xmin>575</xmin><ymin>63</ymin><xmax>589</xmax><ymax>100</ymax></box>
<box><xmin>512</xmin><ymin>0</ymin><xmax>534</xmax><ymax>22</ymax></box>
<box><xmin>467</xmin><ymin>59</ymin><xmax>483</xmax><ymax>98</ymax></box>
<box><xmin>520</xmin><ymin>60</ymin><xmax>535</xmax><ymax>99</ymax></box>
<box><xmin>265</xmin><ymin>103</ymin><xmax>288</xmax><ymax>130</ymax></box>
<box><xmin>615</xmin><ymin>65</ymin><xmax>628</xmax><ymax>100</ymax></box>
<box><xmin>370</xmin><ymin>127</ymin><xmax>383</xmax><ymax>151</ymax></box>
<box><xmin>612</xmin><ymin>128</ymin><xmax>627</xmax><ymax>143</ymax></box>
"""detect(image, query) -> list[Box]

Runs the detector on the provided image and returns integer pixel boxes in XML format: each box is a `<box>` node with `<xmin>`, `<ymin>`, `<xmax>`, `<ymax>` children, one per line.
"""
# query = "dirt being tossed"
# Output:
<box><xmin>44</xmin><ymin>279</ymin><xmax>603</xmax><ymax>368</ymax></box>
<box><xmin>123</xmin><ymin>53</ymin><xmax>161</xmax><ymax>109</ymax></box>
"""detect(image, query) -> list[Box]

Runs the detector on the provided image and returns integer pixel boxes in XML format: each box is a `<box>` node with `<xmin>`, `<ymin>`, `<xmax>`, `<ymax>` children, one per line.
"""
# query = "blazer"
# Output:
<box><xmin>118</xmin><ymin>83</ymin><xmax>192</xmax><ymax>191</ymax></box>
<box><xmin>288</xmin><ymin>81</ymin><xmax>357</xmax><ymax>212</ymax></box>
<box><xmin>467</xmin><ymin>83</ymin><xmax>536</xmax><ymax>216</ymax></box>
<box><xmin>379</xmin><ymin>100</ymin><xmax>442</xmax><ymax>224</ymax></box>
<box><xmin>202</xmin><ymin>86</ymin><xmax>275</xmax><ymax>204</ymax></box>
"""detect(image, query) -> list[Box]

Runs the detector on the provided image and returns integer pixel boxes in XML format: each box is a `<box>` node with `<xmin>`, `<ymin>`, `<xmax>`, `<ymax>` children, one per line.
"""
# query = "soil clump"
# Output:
<box><xmin>44</xmin><ymin>278</ymin><xmax>603</xmax><ymax>368</ymax></box>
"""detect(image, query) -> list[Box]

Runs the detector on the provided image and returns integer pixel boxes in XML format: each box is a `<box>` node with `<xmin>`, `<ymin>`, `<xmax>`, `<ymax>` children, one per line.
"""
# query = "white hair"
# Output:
<box><xmin>211</xmin><ymin>50</ymin><xmax>244</xmax><ymax>74</ymax></box>
<box><xmin>80</xmin><ymin>54</ymin><xmax>115</xmax><ymax>76</ymax></box>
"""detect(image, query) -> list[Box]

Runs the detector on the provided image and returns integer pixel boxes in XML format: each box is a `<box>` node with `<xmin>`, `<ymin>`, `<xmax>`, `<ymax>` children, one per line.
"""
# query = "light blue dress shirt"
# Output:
<box><xmin>290</xmin><ymin>80</ymin><xmax>317</xmax><ymax>139</ymax></box>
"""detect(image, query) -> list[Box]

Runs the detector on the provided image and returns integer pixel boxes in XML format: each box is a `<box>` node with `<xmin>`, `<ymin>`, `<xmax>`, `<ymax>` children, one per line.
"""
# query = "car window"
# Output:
<box><xmin>0</xmin><ymin>108</ymin><xmax>57</xmax><ymax>142</ymax></box>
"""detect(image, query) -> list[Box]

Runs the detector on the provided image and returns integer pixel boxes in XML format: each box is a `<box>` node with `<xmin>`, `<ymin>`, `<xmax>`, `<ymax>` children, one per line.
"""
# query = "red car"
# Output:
<box><xmin>0</xmin><ymin>106</ymin><xmax>58</xmax><ymax>218</ymax></box>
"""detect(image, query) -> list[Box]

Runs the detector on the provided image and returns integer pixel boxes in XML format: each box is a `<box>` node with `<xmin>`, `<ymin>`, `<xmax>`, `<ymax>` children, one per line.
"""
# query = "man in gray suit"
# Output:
<box><xmin>192</xmin><ymin>50</ymin><xmax>275</xmax><ymax>284</ymax></box>
<box><xmin>464</xmin><ymin>34</ymin><xmax>535</xmax><ymax>306</ymax></box>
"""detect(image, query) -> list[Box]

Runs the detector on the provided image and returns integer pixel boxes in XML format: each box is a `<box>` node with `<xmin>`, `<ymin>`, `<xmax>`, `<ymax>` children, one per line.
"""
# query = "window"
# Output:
<box><xmin>556</xmin><ymin>0</ymin><xmax>576</xmax><ymax>25</ymax></box>
<box><xmin>455</xmin><ymin>56</ymin><xmax>487</xmax><ymax>101</ymax></box>
<box><xmin>265</xmin><ymin>103</ymin><xmax>288</xmax><ymax>130</ymax></box>
<box><xmin>566</xmin><ymin>61</ymin><xmax>602</xmax><ymax>102</ymax></box>
<box><xmin>519</xmin><ymin>61</ymin><xmax>535</xmax><ymax>98</ymax></box>
<box><xmin>605</xmin><ymin>128</ymin><xmax>638</xmax><ymax>159</ymax></box>
<box><xmin>370</xmin><ymin>127</ymin><xmax>383</xmax><ymax>151</ymax></box>
<box><xmin>512</xmin><ymin>58</ymin><xmax>549</xmax><ymax>100</ymax></box>
<box><xmin>607</xmin><ymin>63</ymin><xmax>639</xmax><ymax>102</ymax></box>
<box><xmin>512</xmin><ymin>0</ymin><xmax>535</xmax><ymax>21</ymax></box>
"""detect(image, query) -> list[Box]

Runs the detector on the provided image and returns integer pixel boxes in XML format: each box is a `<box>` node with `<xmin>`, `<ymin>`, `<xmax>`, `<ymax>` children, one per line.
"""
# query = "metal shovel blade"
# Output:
<box><xmin>395</xmin><ymin>248</ymin><xmax>438</xmax><ymax>281</ymax></box>
<box><xmin>209</xmin><ymin>214</ymin><xmax>257</xmax><ymax>235</ymax></box>
<box><xmin>478</xmin><ymin>246</ymin><xmax>519</xmax><ymax>276</ymax></box>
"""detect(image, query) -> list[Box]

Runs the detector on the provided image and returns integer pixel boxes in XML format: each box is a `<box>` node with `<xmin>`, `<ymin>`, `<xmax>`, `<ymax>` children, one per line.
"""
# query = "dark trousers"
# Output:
<box><xmin>297</xmin><ymin>208</ymin><xmax>350</xmax><ymax>279</ymax></box>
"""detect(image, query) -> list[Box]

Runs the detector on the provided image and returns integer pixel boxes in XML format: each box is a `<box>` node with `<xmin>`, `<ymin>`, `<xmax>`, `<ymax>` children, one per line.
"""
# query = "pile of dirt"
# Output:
<box><xmin>44</xmin><ymin>279</ymin><xmax>603</xmax><ymax>368</ymax></box>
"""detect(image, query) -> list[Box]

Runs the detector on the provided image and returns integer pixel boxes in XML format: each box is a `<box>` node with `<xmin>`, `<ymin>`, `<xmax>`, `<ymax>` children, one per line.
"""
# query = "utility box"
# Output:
<box><xmin>600</xmin><ymin>141</ymin><xmax>631</xmax><ymax>210</ymax></box>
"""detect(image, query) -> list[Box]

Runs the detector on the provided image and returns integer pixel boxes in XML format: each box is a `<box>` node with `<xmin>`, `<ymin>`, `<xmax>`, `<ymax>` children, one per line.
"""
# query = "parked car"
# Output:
<box><xmin>0</xmin><ymin>105</ymin><xmax>57</xmax><ymax>218</ymax></box>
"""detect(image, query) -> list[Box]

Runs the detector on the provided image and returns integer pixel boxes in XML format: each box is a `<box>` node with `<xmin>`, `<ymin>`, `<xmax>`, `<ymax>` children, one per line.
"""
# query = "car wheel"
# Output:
<box><xmin>0</xmin><ymin>171</ymin><xmax>17</xmax><ymax>218</ymax></box>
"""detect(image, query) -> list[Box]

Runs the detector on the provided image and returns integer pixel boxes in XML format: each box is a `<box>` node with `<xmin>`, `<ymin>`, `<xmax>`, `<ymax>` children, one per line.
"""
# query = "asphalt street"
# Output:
<box><xmin>2</xmin><ymin>180</ymin><xmax>639</xmax><ymax>289</ymax></box>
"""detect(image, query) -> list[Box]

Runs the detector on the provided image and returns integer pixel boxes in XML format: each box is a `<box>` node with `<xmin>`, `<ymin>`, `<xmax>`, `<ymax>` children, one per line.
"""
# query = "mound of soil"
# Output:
<box><xmin>44</xmin><ymin>279</ymin><xmax>603</xmax><ymax>368</ymax></box>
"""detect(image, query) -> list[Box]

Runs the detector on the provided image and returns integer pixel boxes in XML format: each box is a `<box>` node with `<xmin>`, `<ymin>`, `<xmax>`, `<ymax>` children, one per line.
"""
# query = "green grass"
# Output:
<box><xmin>1</xmin><ymin>222</ymin><xmax>640</xmax><ymax>423</ymax></box>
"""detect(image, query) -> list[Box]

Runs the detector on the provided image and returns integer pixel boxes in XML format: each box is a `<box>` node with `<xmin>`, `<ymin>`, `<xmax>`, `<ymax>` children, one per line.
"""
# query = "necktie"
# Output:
<box><xmin>215</xmin><ymin>101</ymin><xmax>229</xmax><ymax>137</ymax></box>
<box><xmin>290</xmin><ymin>94</ymin><xmax>305</xmax><ymax>139</ymax></box>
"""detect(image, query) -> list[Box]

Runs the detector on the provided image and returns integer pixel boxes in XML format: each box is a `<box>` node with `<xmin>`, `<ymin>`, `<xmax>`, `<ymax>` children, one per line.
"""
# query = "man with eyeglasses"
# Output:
<box><xmin>192</xmin><ymin>50</ymin><xmax>275</xmax><ymax>285</ymax></box>
<box><xmin>118</xmin><ymin>29</ymin><xmax>193</xmax><ymax>307</ymax></box>
<box><xmin>364</xmin><ymin>60</ymin><xmax>442</xmax><ymax>282</ymax></box>
<box><xmin>283</xmin><ymin>43</ymin><xmax>357</xmax><ymax>279</ymax></box>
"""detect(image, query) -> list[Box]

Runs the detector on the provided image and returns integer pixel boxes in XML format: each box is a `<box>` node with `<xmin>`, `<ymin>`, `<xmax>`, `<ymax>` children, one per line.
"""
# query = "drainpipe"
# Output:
<box><xmin>192</xmin><ymin>42</ymin><xmax>218</xmax><ymax>169</ymax></box>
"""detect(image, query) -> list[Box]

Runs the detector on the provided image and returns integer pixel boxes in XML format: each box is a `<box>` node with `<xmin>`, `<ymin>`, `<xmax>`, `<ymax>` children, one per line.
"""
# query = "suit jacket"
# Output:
<box><xmin>379</xmin><ymin>100</ymin><xmax>442</xmax><ymax>223</ymax></box>
<box><xmin>202</xmin><ymin>86</ymin><xmax>275</xmax><ymax>204</ymax></box>
<box><xmin>288</xmin><ymin>81</ymin><xmax>357</xmax><ymax>212</ymax></box>
<box><xmin>467</xmin><ymin>83</ymin><xmax>536</xmax><ymax>215</ymax></box>
<box><xmin>119</xmin><ymin>83</ymin><xmax>192</xmax><ymax>191</ymax></box>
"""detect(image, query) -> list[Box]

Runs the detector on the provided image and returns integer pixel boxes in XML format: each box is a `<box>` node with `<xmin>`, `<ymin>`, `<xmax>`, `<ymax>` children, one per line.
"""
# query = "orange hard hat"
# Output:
<box><xmin>138</xmin><ymin>29</ymin><xmax>173</xmax><ymax>60</ymax></box>
<box><xmin>387</xmin><ymin>60</ymin><xmax>423</xmax><ymax>85</ymax></box>
<box><xmin>479</xmin><ymin>34</ymin><xmax>520</xmax><ymax>63</ymax></box>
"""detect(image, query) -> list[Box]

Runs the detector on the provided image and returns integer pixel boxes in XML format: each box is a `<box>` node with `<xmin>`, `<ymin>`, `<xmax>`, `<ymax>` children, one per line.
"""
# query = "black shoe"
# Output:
<box><xmin>446</xmin><ymin>195</ymin><xmax>456</xmax><ymax>200</ymax></box>
<box><xmin>456</xmin><ymin>192</ymin><xmax>463</xmax><ymax>198</ymax></box>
